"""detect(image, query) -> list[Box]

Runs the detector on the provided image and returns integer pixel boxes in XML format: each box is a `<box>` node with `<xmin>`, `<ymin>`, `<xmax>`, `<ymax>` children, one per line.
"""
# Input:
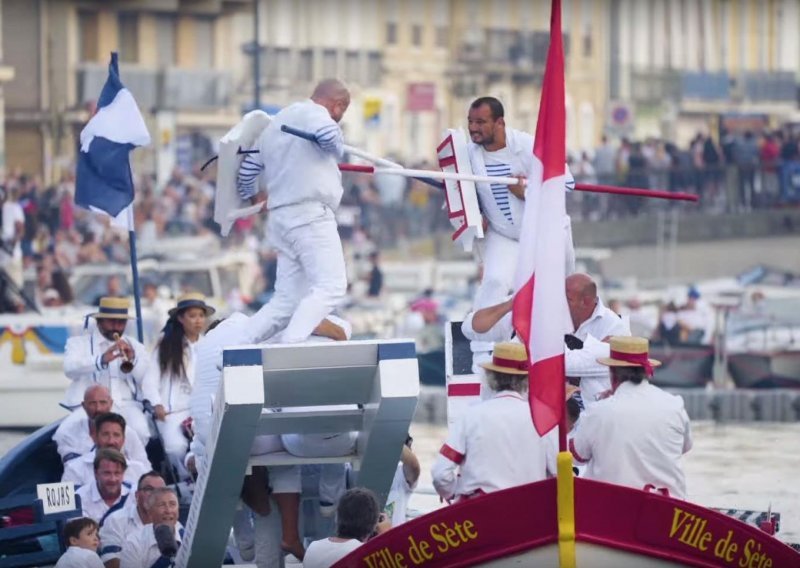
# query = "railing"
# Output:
<box><xmin>75</xmin><ymin>65</ymin><xmax>232</xmax><ymax>111</ymax></box>
<box><xmin>630</xmin><ymin>69</ymin><xmax>797</xmax><ymax>104</ymax></box>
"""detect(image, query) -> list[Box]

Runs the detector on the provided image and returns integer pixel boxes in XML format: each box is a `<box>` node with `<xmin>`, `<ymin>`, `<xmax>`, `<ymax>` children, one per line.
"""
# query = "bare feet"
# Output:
<box><xmin>282</xmin><ymin>538</ymin><xmax>305</xmax><ymax>560</ymax></box>
<box><xmin>241</xmin><ymin>466</ymin><xmax>271</xmax><ymax>516</ymax></box>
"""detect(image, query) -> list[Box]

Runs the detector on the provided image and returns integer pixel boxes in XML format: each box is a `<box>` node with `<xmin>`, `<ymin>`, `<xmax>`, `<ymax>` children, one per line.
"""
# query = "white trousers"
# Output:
<box><xmin>474</xmin><ymin>228</ymin><xmax>518</xmax><ymax>310</ymax></box>
<box><xmin>118</xmin><ymin>401</ymin><xmax>151</xmax><ymax>445</ymax></box>
<box><xmin>156</xmin><ymin>410</ymin><xmax>190</xmax><ymax>479</ymax></box>
<box><xmin>282</xmin><ymin>432</ymin><xmax>355</xmax><ymax>505</ymax></box>
<box><xmin>251</xmin><ymin>204</ymin><xmax>347</xmax><ymax>344</ymax></box>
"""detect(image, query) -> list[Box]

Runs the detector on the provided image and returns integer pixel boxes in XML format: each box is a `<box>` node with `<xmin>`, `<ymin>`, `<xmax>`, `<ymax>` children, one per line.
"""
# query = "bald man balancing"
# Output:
<box><xmin>236</xmin><ymin>79</ymin><xmax>351</xmax><ymax>343</ymax></box>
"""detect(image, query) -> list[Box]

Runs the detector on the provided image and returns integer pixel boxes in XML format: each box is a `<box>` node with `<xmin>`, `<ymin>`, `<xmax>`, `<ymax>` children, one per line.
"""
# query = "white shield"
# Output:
<box><xmin>437</xmin><ymin>129</ymin><xmax>483</xmax><ymax>252</ymax></box>
<box><xmin>214</xmin><ymin>110</ymin><xmax>272</xmax><ymax>237</ymax></box>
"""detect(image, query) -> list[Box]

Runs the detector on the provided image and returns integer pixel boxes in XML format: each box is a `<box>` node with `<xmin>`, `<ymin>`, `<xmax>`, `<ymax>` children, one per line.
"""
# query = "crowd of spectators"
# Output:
<box><xmin>2</xmin><ymin>126</ymin><xmax>799</xmax><ymax>314</ymax></box>
<box><xmin>571</xmin><ymin>126</ymin><xmax>800</xmax><ymax>220</ymax></box>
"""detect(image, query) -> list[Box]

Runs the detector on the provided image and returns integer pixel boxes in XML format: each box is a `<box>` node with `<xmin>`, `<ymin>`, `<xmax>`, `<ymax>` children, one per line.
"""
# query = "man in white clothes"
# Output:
<box><xmin>53</xmin><ymin>384</ymin><xmax>149</xmax><ymax>466</ymax></box>
<box><xmin>235</xmin><ymin>78</ymin><xmax>351</xmax><ymax>345</ymax></box>
<box><xmin>383</xmin><ymin>436</ymin><xmax>420</xmax><ymax>527</ymax></box>
<box><xmin>75</xmin><ymin>448</ymin><xmax>132</xmax><ymax>524</ymax></box>
<box><xmin>62</xmin><ymin>297</ymin><xmax>156</xmax><ymax>443</ymax></box>
<box><xmin>119</xmin><ymin>487</ymin><xmax>184</xmax><ymax>568</ymax></box>
<box><xmin>466</xmin><ymin>96</ymin><xmax>576</xmax><ymax>312</ymax></box>
<box><xmin>570</xmin><ymin>337</ymin><xmax>692</xmax><ymax>499</ymax></box>
<box><xmin>99</xmin><ymin>471</ymin><xmax>165</xmax><ymax>568</ymax></box>
<box><xmin>62</xmin><ymin>413</ymin><xmax>149</xmax><ymax>488</ymax></box>
<box><xmin>564</xmin><ymin>273</ymin><xmax>630</xmax><ymax>407</ymax></box>
<box><xmin>432</xmin><ymin>342</ymin><xmax>555</xmax><ymax>502</ymax></box>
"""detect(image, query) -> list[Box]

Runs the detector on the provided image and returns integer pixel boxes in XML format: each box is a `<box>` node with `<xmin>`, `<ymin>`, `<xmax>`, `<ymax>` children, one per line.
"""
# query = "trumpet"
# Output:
<box><xmin>112</xmin><ymin>333</ymin><xmax>134</xmax><ymax>374</ymax></box>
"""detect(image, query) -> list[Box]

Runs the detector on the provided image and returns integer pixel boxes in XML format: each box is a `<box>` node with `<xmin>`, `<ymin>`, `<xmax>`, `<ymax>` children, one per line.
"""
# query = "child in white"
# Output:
<box><xmin>54</xmin><ymin>517</ymin><xmax>104</xmax><ymax>568</ymax></box>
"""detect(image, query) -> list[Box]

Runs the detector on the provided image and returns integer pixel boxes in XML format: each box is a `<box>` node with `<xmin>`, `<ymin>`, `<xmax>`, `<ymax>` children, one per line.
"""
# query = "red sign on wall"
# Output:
<box><xmin>406</xmin><ymin>82</ymin><xmax>436</xmax><ymax>112</ymax></box>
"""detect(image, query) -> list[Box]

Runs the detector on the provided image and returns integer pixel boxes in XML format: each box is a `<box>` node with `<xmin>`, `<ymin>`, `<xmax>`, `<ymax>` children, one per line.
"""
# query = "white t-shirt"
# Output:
<box><xmin>54</xmin><ymin>546</ymin><xmax>105</xmax><ymax>568</ymax></box>
<box><xmin>0</xmin><ymin>200</ymin><xmax>24</xmax><ymax>260</ymax></box>
<box><xmin>384</xmin><ymin>462</ymin><xmax>416</xmax><ymax>527</ymax></box>
<box><xmin>303</xmin><ymin>538</ymin><xmax>362</xmax><ymax>567</ymax></box>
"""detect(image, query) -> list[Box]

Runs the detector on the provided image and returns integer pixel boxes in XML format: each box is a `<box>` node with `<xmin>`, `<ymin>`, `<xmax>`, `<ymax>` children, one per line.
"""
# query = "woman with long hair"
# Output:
<box><xmin>145</xmin><ymin>292</ymin><xmax>214</xmax><ymax>480</ymax></box>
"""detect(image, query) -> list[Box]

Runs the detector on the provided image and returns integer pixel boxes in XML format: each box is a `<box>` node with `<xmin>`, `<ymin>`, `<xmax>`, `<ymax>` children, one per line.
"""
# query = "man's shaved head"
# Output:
<box><xmin>311</xmin><ymin>79</ymin><xmax>351</xmax><ymax>123</ymax></box>
<box><xmin>312</xmin><ymin>79</ymin><xmax>350</xmax><ymax>102</ymax></box>
<box><xmin>565</xmin><ymin>273</ymin><xmax>598</xmax><ymax>330</ymax></box>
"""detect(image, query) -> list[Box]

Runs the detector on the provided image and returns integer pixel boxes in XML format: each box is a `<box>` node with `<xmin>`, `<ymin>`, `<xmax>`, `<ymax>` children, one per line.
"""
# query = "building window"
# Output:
<box><xmin>296</xmin><ymin>49</ymin><xmax>313</xmax><ymax>83</ymax></box>
<box><xmin>272</xmin><ymin>47</ymin><xmax>292</xmax><ymax>80</ymax></box>
<box><xmin>194</xmin><ymin>17</ymin><xmax>214</xmax><ymax>69</ymax></box>
<box><xmin>386</xmin><ymin>22</ymin><xmax>398</xmax><ymax>45</ymax></box>
<box><xmin>435</xmin><ymin>26</ymin><xmax>448</xmax><ymax>48</ymax></box>
<box><xmin>345</xmin><ymin>51</ymin><xmax>360</xmax><ymax>83</ymax></box>
<box><xmin>411</xmin><ymin>24</ymin><xmax>423</xmax><ymax>47</ymax></box>
<box><xmin>118</xmin><ymin>13</ymin><xmax>139</xmax><ymax>63</ymax></box>
<box><xmin>366</xmin><ymin>52</ymin><xmax>382</xmax><ymax>86</ymax></box>
<box><xmin>322</xmin><ymin>49</ymin><xmax>338</xmax><ymax>77</ymax></box>
<box><xmin>582</xmin><ymin>33</ymin><xmax>592</xmax><ymax>57</ymax></box>
<box><xmin>155</xmin><ymin>14</ymin><xmax>177</xmax><ymax>67</ymax></box>
<box><xmin>78</xmin><ymin>11</ymin><xmax>99</xmax><ymax>62</ymax></box>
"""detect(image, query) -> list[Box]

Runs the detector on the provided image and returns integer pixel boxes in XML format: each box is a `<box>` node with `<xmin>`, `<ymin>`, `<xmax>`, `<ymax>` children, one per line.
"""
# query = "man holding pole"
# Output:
<box><xmin>235</xmin><ymin>79</ymin><xmax>351</xmax><ymax>344</ymax></box>
<box><xmin>466</xmin><ymin>96</ymin><xmax>576</xmax><ymax>310</ymax></box>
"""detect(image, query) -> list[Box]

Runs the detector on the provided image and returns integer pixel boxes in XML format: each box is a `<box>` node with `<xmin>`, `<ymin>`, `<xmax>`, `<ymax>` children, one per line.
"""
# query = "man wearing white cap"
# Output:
<box><xmin>432</xmin><ymin>342</ymin><xmax>555</xmax><ymax>502</ymax></box>
<box><xmin>570</xmin><ymin>336</ymin><xmax>693</xmax><ymax>499</ymax></box>
<box><xmin>63</xmin><ymin>297</ymin><xmax>155</xmax><ymax>443</ymax></box>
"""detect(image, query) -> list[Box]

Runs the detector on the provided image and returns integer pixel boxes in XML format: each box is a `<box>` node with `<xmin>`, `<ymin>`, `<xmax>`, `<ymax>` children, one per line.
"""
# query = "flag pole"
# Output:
<box><xmin>126</xmin><ymin>205</ymin><xmax>144</xmax><ymax>344</ymax></box>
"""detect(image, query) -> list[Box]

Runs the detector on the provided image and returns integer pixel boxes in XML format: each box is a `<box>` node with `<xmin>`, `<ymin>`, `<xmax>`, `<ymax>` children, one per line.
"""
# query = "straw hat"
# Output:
<box><xmin>88</xmin><ymin>297</ymin><xmax>135</xmax><ymax>320</ymax></box>
<box><xmin>597</xmin><ymin>336</ymin><xmax>661</xmax><ymax>369</ymax></box>
<box><xmin>480</xmin><ymin>342</ymin><xmax>529</xmax><ymax>375</ymax></box>
<box><xmin>168</xmin><ymin>292</ymin><xmax>216</xmax><ymax>318</ymax></box>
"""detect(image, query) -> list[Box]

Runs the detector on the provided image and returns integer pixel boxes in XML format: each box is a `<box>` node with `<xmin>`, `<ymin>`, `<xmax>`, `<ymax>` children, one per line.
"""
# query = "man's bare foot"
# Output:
<box><xmin>282</xmin><ymin>538</ymin><xmax>305</xmax><ymax>560</ymax></box>
<box><xmin>241</xmin><ymin>467</ymin><xmax>271</xmax><ymax>516</ymax></box>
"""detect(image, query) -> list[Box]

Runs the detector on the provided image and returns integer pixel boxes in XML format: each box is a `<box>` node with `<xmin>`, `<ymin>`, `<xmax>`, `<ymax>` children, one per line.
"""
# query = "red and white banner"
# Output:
<box><xmin>511</xmin><ymin>0</ymin><xmax>571</xmax><ymax>437</ymax></box>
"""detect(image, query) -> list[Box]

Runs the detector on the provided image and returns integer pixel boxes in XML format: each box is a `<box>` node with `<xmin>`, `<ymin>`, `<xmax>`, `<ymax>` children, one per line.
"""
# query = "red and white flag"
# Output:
<box><xmin>511</xmin><ymin>0</ymin><xmax>570</xmax><ymax>437</ymax></box>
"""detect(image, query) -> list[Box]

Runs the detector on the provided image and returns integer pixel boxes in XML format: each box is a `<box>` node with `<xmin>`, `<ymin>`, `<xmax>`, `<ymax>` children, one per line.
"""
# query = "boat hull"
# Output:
<box><xmin>728</xmin><ymin>352</ymin><xmax>800</xmax><ymax>388</ymax></box>
<box><xmin>649</xmin><ymin>343</ymin><xmax>715</xmax><ymax>388</ymax></box>
<box><xmin>337</xmin><ymin>478</ymin><xmax>800</xmax><ymax>567</ymax></box>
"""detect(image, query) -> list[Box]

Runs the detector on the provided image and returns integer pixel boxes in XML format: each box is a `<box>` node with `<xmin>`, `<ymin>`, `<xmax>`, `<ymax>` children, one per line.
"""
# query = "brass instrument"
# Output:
<box><xmin>112</xmin><ymin>332</ymin><xmax>134</xmax><ymax>373</ymax></box>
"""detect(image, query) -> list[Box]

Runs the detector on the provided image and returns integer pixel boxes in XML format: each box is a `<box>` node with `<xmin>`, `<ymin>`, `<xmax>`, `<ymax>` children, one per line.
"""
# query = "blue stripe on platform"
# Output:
<box><xmin>223</xmin><ymin>348</ymin><xmax>263</xmax><ymax>367</ymax></box>
<box><xmin>378</xmin><ymin>342</ymin><xmax>416</xmax><ymax>361</ymax></box>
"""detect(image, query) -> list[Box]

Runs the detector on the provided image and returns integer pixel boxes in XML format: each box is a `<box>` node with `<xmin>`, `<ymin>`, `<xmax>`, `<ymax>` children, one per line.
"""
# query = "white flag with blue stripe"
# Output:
<box><xmin>75</xmin><ymin>52</ymin><xmax>150</xmax><ymax>221</ymax></box>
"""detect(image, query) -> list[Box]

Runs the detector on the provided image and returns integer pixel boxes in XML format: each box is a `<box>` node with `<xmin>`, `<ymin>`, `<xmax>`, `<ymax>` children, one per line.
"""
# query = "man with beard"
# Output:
<box><xmin>62</xmin><ymin>413</ymin><xmax>149</xmax><ymax>488</ymax></box>
<box><xmin>53</xmin><ymin>384</ymin><xmax>149</xmax><ymax>465</ymax></box>
<box><xmin>63</xmin><ymin>297</ymin><xmax>157</xmax><ymax>443</ymax></box>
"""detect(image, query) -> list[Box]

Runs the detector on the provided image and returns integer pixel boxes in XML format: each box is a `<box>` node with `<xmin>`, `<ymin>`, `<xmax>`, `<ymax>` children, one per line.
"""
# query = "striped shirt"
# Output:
<box><xmin>481</xmin><ymin>147</ymin><xmax>518</xmax><ymax>226</ymax></box>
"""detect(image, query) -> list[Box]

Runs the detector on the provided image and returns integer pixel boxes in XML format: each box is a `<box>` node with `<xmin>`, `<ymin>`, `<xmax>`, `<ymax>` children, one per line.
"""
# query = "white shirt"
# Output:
<box><xmin>99</xmin><ymin>499</ymin><xmax>145</xmax><ymax>562</ymax></box>
<box><xmin>468</xmin><ymin>128</ymin><xmax>533</xmax><ymax>241</ymax></box>
<box><xmin>64</xmin><ymin>450</ymin><xmax>148</xmax><ymax>490</ymax></box>
<box><xmin>0</xmin><ymin>200</ymin><xmax>24</xmax><ymax>261</ymax></box>
<box><xmin>303</xmin><ymin>538</ymin><xmax>362</xmax><ymax>568</ymax></box>
<box><xmin>566</xmin><ymin>299</ymin><xmax>630</xmax><ymax>405</ymax></box>
<box><xmin>62</xmin><ymin>328</ymin><xmax>155</xmax><ymax>408</ymax></box>
<box><xmin>570</xmin><ymin>380</ymin><xmax>692</xmax><ymax>499</ymax></box>
<box><xmin>239</xmin><ymin>99</ymin><xmax>344</xmax><ymax>212</ymax></box>
<box><xmin>120</xmin><ymin>522</ymin><xmax>184</xmax><ymax>568</ymax></box>
<box><xmin>384</xmin><ymin>462</ymin><xmax>416</xmax><ymax>527</ymax></box>
<box><xmin>77</xmin><ymin>481</ymin><xmax>131</xmax><ymax>524</ymax></box>
<box><xmin>461</xmin><ymin>302</ymin><xmax>514</xmax><ymax>372</ymax></box>
<box><xmin>143</xmin><ymin>339</ymin><xmax>198</xmax><ymax>412</ymax></box>
<box><xmin>432</xmin><ymin>391</ymin><xmax>555</xmax><ymax>500</ymax></box>
<box><xmin>53</xmin><ymin>407</ymin><xmax>149</xmax><ymax>464</ymax></box>
<box><xmin>54</xmin><ymin>546</ymin><xmax>105</xmax><ymax>568</ymax></box>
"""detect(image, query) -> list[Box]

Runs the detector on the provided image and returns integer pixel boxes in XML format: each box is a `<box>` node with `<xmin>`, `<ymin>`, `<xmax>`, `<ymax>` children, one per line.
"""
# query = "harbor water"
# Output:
<box><xmin>3</xmin><ymin>421</ymin><xmax>798</xmax><ymax>544</ymax></box>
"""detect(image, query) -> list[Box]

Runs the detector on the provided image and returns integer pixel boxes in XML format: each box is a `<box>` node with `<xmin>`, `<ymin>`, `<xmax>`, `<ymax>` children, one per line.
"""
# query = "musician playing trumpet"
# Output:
<box><xmin>63</xmin><ymin>296</ymin><xmax>156</xmax><ymax>445</ymax></box>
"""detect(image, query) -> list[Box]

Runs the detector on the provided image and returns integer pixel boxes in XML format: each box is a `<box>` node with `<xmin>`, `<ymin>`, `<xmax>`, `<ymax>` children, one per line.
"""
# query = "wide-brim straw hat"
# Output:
<box><xmin>88</xmin><ymin>297</ymin><xmax>135</xmax><ymax>320</ymax></box>
<box><xmin>168</xmin><ymin>292</ymin><xmax>216</xmax><ymax>318</ymax></box>
<box><xmin>480</xmin><ymin>342</ymin><xmax>529</xmax><ymax>376</ymax></box>
<box><xmin>597</xmin><ymin>336</ymin><xmax>661</xmax><ymax>368</ymax></box>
